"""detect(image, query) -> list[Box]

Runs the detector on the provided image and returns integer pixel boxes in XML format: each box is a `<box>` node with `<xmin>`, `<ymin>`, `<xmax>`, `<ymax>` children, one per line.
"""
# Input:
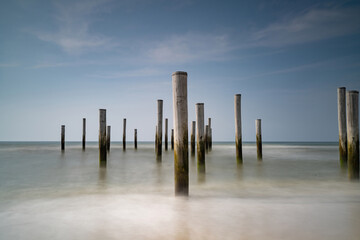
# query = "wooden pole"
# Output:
<box><xmin>196</xmin><ymin>103</ymin><xmax>205</xmax><ymax>173</ymax></box>
<box><xmin>338</xmin><ymin>87</ymin><xmax>347</xmax><ymax>168</ymax></box>
<box><xmin>171</xmin><ymin>129</ymin><xmax>174</xmax><ymax>150</ymax></box>
<box><xmin>123</xmin><ymin>118</ymin><xmax>126</xmax><ymax>151</ymax></box>
<box><xmin>205</xmin><ymin>125</ymin><xmax>209</xmax><ymax>153</ymax></box>
<box><xmin>155</xmin><ymin>126</ymin><xmax>158</xmax><ymax>152</ymax></box>
<box><xmin>156</xmin><ymin>99</ymin><xmax>163</xmax><ymax>161</ymax></box>
<box><xmin>134</xmin><ymin>129</ymin><xmax>137</xmax><ymax>149</ymax></box>
<box><xmin>191</xmin><ymin>121</ymin><xmax>196</xmax><ymax>156</ymax></box>
<box><xmin>346</xmin><ymin>90</ymin><xmax>359</xmax><ymax>180</ymax></box>
<box><xmin>209</xmin><ymin>127</ymin><xmax>212</xmax><ymax>151</ymax></box>
<box><xmin>165</xmin><ymin>118</ymin><xmax>168</xmax><ymax>151</ymax></box>
<box><xmin>172</xmin><ymin>71</ymin><xmax>189</xmax><ymax>196</ymax></box>
<box><xmin>235</xmin><ymin>94</ymin><xmax>243</xmax><ymax>164</ymax></box>
<box><xmin>106</xmin><ymin>126</ymin><xmax>111</xmax><ymax>151</ymax></box>
<box><xmin>82</xmin><ymin>118</ymin><xmax>86</xmax><ymax>150</ymax></box>
<box><xmin>99</xmin><ymin>109</ymin><xmax>106</xmax><ymax>166</ymax></box>
<box><xmin>256</xmin><ymin>119</ymin><xmax>262</xmax><ymax>160</ymax></box>
<box><xmin>61</xmin><ymin>125</ymin><xmax>65</xmax><ymax>151</ymax></box>
<box><xmin>208</xmin><ymin>118</ymin><xmax>212</xmax><ymax>150</ymax></box>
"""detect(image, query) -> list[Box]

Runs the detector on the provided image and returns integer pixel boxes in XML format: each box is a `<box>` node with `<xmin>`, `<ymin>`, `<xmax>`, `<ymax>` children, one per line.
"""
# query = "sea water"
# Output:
<box><xmin>0</xmin><ymin>142</ymin><xmax>359</xmax><ymax>239</ymax></box>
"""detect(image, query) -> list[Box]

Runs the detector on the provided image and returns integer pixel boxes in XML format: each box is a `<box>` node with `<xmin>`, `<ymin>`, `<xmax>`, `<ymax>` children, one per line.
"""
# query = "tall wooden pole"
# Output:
<box><xmin>171</xmin><ymin>129</ymin><xmax>174</xmax><ymax>150</ymax></box>
<box><xmin>99</xmin><ymin>109</ymin><xmax>107</xmax><ymax>166</ymax></box>
<box><xmin>156</xmin><ymin>100</ymin><xmax>163</xmax><ymax>161</ymax></box>
<box><xmin>82</xmin><ymin>118</ymin><xmax>86</xmax><ymax>150</ymax></box>
<box><xmin>196</xmin><ymin>103</ymin><xmax>205</xmax><ymax>173</ymax></box>
<box><xmin>205</xmin><ymin>125</ymin><xmax>209</xmax><ymax>153</ymax></box>
<box><xmin>191</xmin><ymin>121</ymin><xmax>196</xmax><ymax>156</ymax></box>
<box><xmin>61</xmin><ymin>125</ymin><xmax>65</xmax><ymax>151</ymax></box>
<box><xmin>123</xmin><ymin>118</ymin><xmax>126</xmax><ymax>151</ymax></box>
<box><xmin>338</xmin><ymin>87</ymin><xmax>347</xmax><ymax>168</ymax></box>
<box><xmin>235</xmin><ymin>94</ymin><xmax>243</xmax><ymax>164</ymax></box>
<box><xmin>134</xmin><ymin>129</ymin><xmax>137</xmax><ymax>149</ymax></box>
<box><xmin>256</xmin><ymin>119</ymin><xmax>262</xmax><ymax>160</ymax></box>
<box><xmin>165</xmin><ymin>118</ymin><xmax>168</xmax><ymax>151</ymax></box>
<box><xmin>155</xmin><ymin>126</ymin><xmax>158</xmax><ymax>151</ymax></box>
<box><xmin>172</xmin><ymin>71</ymin><xmax>189</xmax><ymax>196</ymax></box>
<box><xmin>106</xmin><ymin>126</ymin><xmax>111</xmax><ymax>151</ymax></box>
<box><xmin>208</xmin><ymin>118</ymin><xmax>212</xmax><ymax>150</ymax></box>
<box><xmin>347</xmin><ymin>90</ymin><xmax>359</xmax><ymax>180</ymax></box>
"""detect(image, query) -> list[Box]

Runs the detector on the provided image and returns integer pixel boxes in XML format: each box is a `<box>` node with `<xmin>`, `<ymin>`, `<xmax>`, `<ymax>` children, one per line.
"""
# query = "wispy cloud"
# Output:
<box><xmin>32</xmin><ymin>0</ymin><xmax>115</xmax><ymax>54</ymax></box>
<box><xmin>251</xmin><ymin>6</ymin><xmax>360</xmax><ymax>47</ymax></box>
<box><xmin>0</xmin><ymin>63</ymin><xmax>18</xmax><ymax>68</ymax></box>
<box><xmin>239</xmin><ymin>58</ymin><xmax>342</xmax><ymax>80</ymax></box>
<box><xmin>88</xmin><ymin>67</ymin><xmax>165</xmax><ymax>79</ymax></box>
<box><xmin>144</xmin><ymin>32</ymin><xmax>236</xmax><ymax>64</ymax></box>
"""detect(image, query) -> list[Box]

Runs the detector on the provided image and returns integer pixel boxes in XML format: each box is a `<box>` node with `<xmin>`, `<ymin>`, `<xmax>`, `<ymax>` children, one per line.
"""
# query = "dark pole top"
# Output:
<box><xmin>157</xmin><ymin>99</ymin><xmax>163</xmax><ymax>102</ymax></box>
<box><xmin>196</xmin><ymin>103</ymin><xmax>204</xmax><ymax>106</ymax></box>
<box><xmin>348</xmin><ymin>90</ymin><xmax>359</xmax><ymax>94</ymax></box>
<box><xmin>172</xmin><ymin>71</ymin><xmax>188</xmax><ymax>76</ymax></box>
<box><xmin>338</xmin><ymin>87</ymin><xmax>346</xmax><ymax>90</ymax></box>
<box><xmin>235</xmin><ymin>94</ymin><xmax>241</xmax><ymax>97</ymax></box>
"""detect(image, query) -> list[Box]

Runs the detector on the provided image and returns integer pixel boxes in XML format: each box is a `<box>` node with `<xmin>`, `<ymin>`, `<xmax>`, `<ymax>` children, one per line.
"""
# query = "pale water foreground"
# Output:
<box><xmin>0</xmin><ymin>142</ymin><xmax>359</xmax><ymax>240</ymax></box>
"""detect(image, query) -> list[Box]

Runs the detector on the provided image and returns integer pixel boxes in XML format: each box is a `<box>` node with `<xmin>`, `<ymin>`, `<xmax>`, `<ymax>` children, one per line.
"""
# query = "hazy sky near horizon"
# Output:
<box><xmin>0</xmin><ymin>0</ymin><xmax>360</xmax><ymax>141</ymax></box>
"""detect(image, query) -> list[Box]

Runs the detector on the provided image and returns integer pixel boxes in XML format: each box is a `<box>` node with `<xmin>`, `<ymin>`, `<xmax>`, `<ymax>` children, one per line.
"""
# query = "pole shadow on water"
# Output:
<box><xmin>197</xmin><ymin>171</ymin><xmax>206</xmax><ymax>184</ymax></box>
<box><xmin>98</xmin><ymin>167</ymin><xmax>107</xmax><ymax>190</ymax></box>
<box><xmin>236</xmin><ymin>163</ymin><xmax>243</xmax><ymax>180</ymax></box>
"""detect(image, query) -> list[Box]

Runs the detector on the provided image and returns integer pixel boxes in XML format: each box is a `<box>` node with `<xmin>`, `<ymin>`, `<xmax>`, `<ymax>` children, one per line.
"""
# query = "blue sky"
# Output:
<box><xmin>0</xmin><ymin>0</ymin><xmax>359</xmax><ymax>141</ymax></box>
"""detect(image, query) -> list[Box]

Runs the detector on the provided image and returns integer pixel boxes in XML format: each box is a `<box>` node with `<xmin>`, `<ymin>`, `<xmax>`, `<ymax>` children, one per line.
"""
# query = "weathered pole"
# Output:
<box><xmin>165</xmin><ymin>118</ymin><xmax>168</xmax><ymax>151</ymax></box>
<box><xmin>208</xmin><ymin>118</ymin><xmax>212</xmax><ymax>150</ymax></box>
<box><xmin>205</xmin><ymin>125</ymin><xmax>209</xmax><ymax>153</ymax></box>
<box><xmin>123</xmin><ymin>118</ymin><xmax>126</xmax><ymax>151</ymax></box>
<box><xmin>156</xmin><ymin>100</ymin><xmax>163</xmax><ymax>161</ymax></box>
<box><xmin>235</xmin><ymin>94</ymin><xmax>243</xmax><ymax>164</ymax></box>
<box><xmin>191</xmin><ymin>121</ymin><xmax>196</xmax><ymax>156</ymax></box>
<box><xmin>99</xmin><ymin>109</ymin><xmax>106</xmax><ymax>166</ymax></box>
<box><xmin>82</xmin><ymin>118</ymin><xmax>86</xmax><ymax>150</ymax></box>
<box><xmin>61</xmin><ymin>125</ymin><xmax>65</xmax><ymax>151</ymax></box>
<box><xmin>134</xmin><ymin>129</ymin><xmax>137</xmax><ymax>149</ymax></box>
<box><xmin>209</xmin><ymin>127</ymin><xmax>212</xmax><ymax>151</ymax></box>
<box><xmin>106</xmin><ymin>126</ymin><xmax>111</xmax><ymax>151</ymax></box>
<box><xmin>338</xmin><ymin>87</ymin><xmax>347</xmax><ymax>168</ymax></box>
<box><xmin>155</xmin><ymin>126</ymin><xmax>158</xmax><ymax>151</ymax></box>
<box><xmin>346</xmin><ymin>90</ymin><xmax>359</xmax><ymax>180</ymax></box>
<box><xmin>256</xmin><ymin>119</ymin><xmax>262</xmax><ymax>160</ymax></box>
<box><xmin>171</xmin><ymin>129</ymin><xmax>174</xmax><ymax>150</ymax></box>
<box><xmin>196</xmin><ymin>103</ymin><xmax>205</xmax><ymax>173</ymax></box>
<box><xmin>172</xmin><ymin>71</ymin><xmax>189</xmax><ymax>196</ymax></box>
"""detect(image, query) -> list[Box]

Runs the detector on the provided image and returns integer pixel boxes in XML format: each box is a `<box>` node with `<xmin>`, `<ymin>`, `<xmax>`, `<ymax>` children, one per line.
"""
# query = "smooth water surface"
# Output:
<box><xmin>0</xmin><ymin>142</ymin><xmax>359</xmax><ymax>239</ymax></box>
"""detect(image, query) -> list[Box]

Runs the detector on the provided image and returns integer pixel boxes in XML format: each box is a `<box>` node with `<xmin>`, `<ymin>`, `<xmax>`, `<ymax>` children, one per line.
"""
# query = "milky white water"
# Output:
<box><xmin>0</xmin><ymin>142</ymin><xmax>359</xmax><ymax>239</ymax></box>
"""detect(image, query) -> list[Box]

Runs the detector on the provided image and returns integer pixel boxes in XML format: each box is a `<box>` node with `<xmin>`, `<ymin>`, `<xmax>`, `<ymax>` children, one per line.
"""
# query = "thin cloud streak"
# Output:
<box><xmin>239</xmin><ymin>58</ymin><xmax>344</xmax><ymax>81</ymax></box>
<box><xmin>88</xmin><ymin>68</ymin><xmax>166</xmax><ymax>79</ymax></box>
<box><xmin>250</xmin><ymin>6</ymin><xmax>360</xmax><ymax>47</ymax></box>
<box><xmin>0</xmin><ymin>63</ymin><xmax>18</xmax><ymax>67</ymax></box>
